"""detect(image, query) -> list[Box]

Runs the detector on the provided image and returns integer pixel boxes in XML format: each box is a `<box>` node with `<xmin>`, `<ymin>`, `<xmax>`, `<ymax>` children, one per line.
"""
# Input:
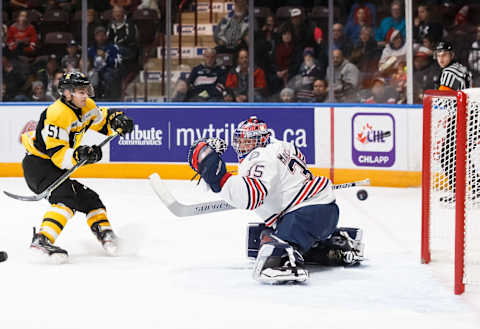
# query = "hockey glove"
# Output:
<box><xmin>109</xmin><ymin>111</ymin><xmax>134</xmax><ymax>136</ymax></box>
<box><xmin>188</xmin><ymin>140</ymin><xmax>231</xmax><ymax>193</ymax></box>
<box><xmin>73</xmin><ymin>145</ymin><xmax>102</xmax><ymax>164</ymax></box>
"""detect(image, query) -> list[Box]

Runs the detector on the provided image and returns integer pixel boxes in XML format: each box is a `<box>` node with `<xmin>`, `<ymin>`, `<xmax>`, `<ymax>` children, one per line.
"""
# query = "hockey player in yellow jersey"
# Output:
<box><xmin>22</xmin><ymin>72</ymin><xmax>133</xmax><ymax>263</ymax></box>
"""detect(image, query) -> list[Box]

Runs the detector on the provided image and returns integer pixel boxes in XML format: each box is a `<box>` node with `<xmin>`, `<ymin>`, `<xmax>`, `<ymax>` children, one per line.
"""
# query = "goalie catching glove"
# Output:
<box><xmin>188</xmin><ymin>138</ymin><xmax>231</xmax><ymax>193</ymax></box>
<box><xmin>108</xmin><ymin>111</ymin><xmax>134</xmax><ymax>136</ymax></box>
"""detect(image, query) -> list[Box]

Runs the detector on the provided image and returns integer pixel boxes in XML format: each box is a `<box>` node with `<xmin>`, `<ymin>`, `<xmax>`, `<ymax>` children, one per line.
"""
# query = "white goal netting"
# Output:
<box><xmin>426</xmin><ymin>89</ymin><xmax>480</xmax><ymax>288</ymax></box>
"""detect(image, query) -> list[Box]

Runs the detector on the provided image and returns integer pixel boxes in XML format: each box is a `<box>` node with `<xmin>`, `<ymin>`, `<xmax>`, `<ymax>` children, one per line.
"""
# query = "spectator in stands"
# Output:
<box><xmin>422</xmin><ymin>33</ymin><xmax>436</xmax><ymax>53</ymax></box>
<box><xmin>413</xmin><ymin>47</ymin><xmax>441</xmax><ymax>103</ymax></box>
<box><xmin>46</xmin><ymin>70</ymin><xmax>64</xmax><ymax>100</ymax></box>
<box><xmin>375</xmin><ymin>0</ymin><xmax>405</xmax><ymax>48</ymax></box>
<box><xmin>332</xmin><ymin>48</ymin><xmax>360</xmax><ymax>102</ymax></box>
<box><xmin>448</xmin><ymin>5</ymin><xmax>476</xmax><ymax>64</ymax></box>
<box><xmin>413</xmin><ymin>3</ymin><xmax>444</xmax><ymax>46</ymax></box>
<box><xmin>350</xmin><ymin>26</ymin><xmax>379</xmax><ymax>75</ymax></box>
<box><xmin>279</xmin><ymin>87</ymin><xmax>295</xmax><ymax>103</ymax></box>
<box><xmin>107</xmin><ymin>5</ymin><xmax>138</xmax><ymax>63</ymax></box>
<box><xmin>2</xmin><ymin>56</ymin><xmax>27</xmax><ymax>100</ymax></box>
<box><xmin>88</xmin><ymin>25</ymin><xmax>122</xmax><ymax>100</ymax></box>
<box><xmin>36</xmin><ymin>54</ymin><xmax>59</xmax><ymax>98</ymax></box>
<box><xmin>289</xmin><ymin>47</ymin><xmax>324</xmax><ymax>96</ymax></box>
<box><xmin>255</xmin><ymin>35</ymin><xmax>281</xmax><ymax>97</ymax></box>
<box><xmin>359</xmin><ymin>76</ymin><xmax>399</xmax><ymax>104</ymax></box>
<box><xmin>295</xmin><ymin>77</ymin><xmax>329</xmax><ymax>103</ymax></box>
<box><xmin>345</xmin><ymin>7</ymin><xmax>374</xmax><ymax>45</ymax></box>
<box><xmin>61</xmin><ymin>40</ymin><xmax>81</xmax><ymax>72</ymax></box>
<box><xmin>214</xmin><ymin>0</ymin><xmax>249</xmax><ymax>54</ymax></box>
<box><xmin>185</xmin><ymin>48</ymin><xmax>227</xmax><ymax>102</ymax></box>
<box><xmin>256</xmin><ymin>15</ymin><xmax>279</xmax><ymax>60</ymax></box>
<box><xmin>274</xmin><ymin>27</ymin><xmax>294</xmax><ymax>88</ymax></box>
<box><xmin>468</xmin><ymin>26</ymin><xmax>480</xmax><ymax>86</ymax></box>
<box><xmin>6</xmin><ymin>10</ymin><xmax>37</xmax><ymax>57</ymax></box>
<box><xmin>447</xmin><ymin>5</ymin><xmax>476</xmax><ymax>39</ymax></box>
<box><xmin>311</xmin><ymin>78</ymin><xmax>329</xmax><ymax>103</ymax></box>
<box><xmin>379</xmin><ymin>30</ymin><xmax>406</xmax><ymax>71</ymax></box>
<box><xmin>30</xmin><ymin>81</ymin><xmax>54</xmax><ymax>102</ymax></box>
<box><xmin>281</xmin><ymin>8</ymin><xmax>316</xmax><ymax>81</ymax></box>
<box><xmin>346</xmin><ymin>1</ymin><xmax>376</xmax><ymax>30</ymax></box>
<box><xmin>225</xmin><ymin>49</ymin><xmax>267</xmax><ymax>102</ymax></box>
<box><xmin>390</xmin><ymin>61</ymin><xmax>407</xmax><ymax>104</ymax></box>
<box><xmin>332</xmin><ymin>23</ymin><xmax>353</xmax><ymax>58</ymax></box>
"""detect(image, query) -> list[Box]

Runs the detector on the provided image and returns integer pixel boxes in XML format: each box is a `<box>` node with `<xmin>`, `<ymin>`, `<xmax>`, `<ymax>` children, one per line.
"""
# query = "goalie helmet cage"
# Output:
<box><xmin>422</xmin><ymin>89</ymin><xmax>480</xmax><ymax>295</ymax></box>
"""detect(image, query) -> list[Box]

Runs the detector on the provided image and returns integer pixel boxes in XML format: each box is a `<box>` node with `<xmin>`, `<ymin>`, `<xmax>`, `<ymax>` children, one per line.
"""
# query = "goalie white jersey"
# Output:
<box><xmin>219</xmin><ymin>137</ymin><xmax>335</xmax><ymax>227</ymax></box>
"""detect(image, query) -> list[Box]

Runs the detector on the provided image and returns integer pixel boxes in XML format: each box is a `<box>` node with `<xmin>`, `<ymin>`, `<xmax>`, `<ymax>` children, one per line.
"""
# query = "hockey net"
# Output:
<box><xmin>422</xmin><ymin>89</ymin><xmax>480</xmax><ymax>294</ymax></box>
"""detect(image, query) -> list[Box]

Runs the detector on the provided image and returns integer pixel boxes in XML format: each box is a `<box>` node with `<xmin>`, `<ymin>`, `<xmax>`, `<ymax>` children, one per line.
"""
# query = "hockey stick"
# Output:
<box><xmin>149</xmin><ymin>173</ymin><xmax>370</xmax><ymax>218</ymax></box>
<box><xmin>3</xmin><ymin>132</ymin><xmax>119</xmax><ymax>202</ymax></box>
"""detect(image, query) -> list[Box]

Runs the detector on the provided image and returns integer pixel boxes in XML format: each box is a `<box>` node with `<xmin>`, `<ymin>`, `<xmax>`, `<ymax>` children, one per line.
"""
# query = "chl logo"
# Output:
<box><xmin>352</xmin><ymin>113</ymin><xmax>395</xmax><ymax>168</ymax></box>
<box><xmin>356</xmin><ymin>123</ymin><xmax>391</xmax><ymax>145</ymax></box>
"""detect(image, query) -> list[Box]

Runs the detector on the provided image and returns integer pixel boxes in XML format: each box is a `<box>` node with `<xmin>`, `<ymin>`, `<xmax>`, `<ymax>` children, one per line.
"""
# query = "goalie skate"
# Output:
<box><xmin>30</xmin><ymin>228</ymin><xmax>69</xmax><ymax>264</ymax></box>
<box><xmin>253</xmin><ymin>239</ymin><xmax>308</xmax><ymax>284</ymax></box>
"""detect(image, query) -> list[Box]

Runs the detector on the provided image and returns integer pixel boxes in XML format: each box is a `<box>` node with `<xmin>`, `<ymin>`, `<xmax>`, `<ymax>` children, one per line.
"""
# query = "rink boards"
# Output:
<box><xmin>0</xmin><ymin>103</ymin><xmax>422</xmax><ymax>187</ymax></box>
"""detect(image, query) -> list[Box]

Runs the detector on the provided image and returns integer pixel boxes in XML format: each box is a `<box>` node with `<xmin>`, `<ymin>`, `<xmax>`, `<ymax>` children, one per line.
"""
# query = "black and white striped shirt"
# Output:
<box><xmin>439</xmin><ymin>61</ymin><xmax>473</xmax><ymax>90</ymax></box>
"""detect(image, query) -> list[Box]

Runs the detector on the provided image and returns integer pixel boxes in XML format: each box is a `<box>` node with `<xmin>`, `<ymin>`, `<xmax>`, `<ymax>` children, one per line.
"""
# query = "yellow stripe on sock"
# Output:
<box><xmin>86</xmin><ymin>209</ymin><xmax>108</xmax><ymax>228</ymax></box>
<box><xmin>41</xmin><ymin>220</ymin><xmax>63</xmax><ymax>235</ymax></box>
<box><xmin>43</xmin><ymin>211</ymin><xmax>69</xmax><ymax>228</ymax></box>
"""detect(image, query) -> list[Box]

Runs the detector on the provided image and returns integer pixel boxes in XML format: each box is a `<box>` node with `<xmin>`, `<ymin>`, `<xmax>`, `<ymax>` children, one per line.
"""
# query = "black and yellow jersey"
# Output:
<box><xmin>22</xmin><ymin>97</ymin><xmax>115</xmax><ymax>169</ymax></box>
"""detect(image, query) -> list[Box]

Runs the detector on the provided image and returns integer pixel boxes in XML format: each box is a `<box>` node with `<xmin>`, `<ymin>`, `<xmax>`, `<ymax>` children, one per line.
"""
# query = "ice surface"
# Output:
<box><xmin>0</xmin><ymin>177</ymin><xmax>479</xmax><ymax>329</ymax></box>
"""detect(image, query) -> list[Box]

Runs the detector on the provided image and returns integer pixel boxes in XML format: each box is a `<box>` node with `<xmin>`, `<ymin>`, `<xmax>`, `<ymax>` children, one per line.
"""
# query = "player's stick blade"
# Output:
<box><xmin>3</xmin><ymin>190</ymin><xmax>45</xmax><ymax>201</ymax></box>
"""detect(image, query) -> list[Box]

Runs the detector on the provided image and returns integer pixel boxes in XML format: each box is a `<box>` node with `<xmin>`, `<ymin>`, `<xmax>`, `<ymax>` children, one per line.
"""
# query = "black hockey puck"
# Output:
<box><xmin>0</xmin><ymin>251</ymin><xmax>7</xmax><ymax>262</ymax></box>
<box><xmin>357</xmin><ymin>189</ymin><xmax>368</xmax><ymax>201</ymax></box>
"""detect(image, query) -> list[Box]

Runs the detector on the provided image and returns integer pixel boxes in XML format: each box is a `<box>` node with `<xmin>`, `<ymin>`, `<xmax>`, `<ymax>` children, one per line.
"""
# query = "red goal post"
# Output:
<box><xmin>422</xmin><ymin>89</ymin><xmax>480</xmax><ymax>295</ymax></box>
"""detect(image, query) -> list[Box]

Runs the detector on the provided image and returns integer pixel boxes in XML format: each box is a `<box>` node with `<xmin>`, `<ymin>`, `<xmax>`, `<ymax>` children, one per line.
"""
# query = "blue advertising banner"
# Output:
<box><xmin>110</xmin><ymin>107</ymin><xmax>315</xmax><ymax>164</ymax></box>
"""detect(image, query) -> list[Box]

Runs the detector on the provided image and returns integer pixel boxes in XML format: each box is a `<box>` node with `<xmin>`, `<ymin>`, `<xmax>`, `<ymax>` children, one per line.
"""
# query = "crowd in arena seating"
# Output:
<box><xmin>2</xmin><ymin>0</ymin><xmax>162</xmax><ymax>101</ymax></box>
<box><xmin>3</xmin><ymin>0</ymin><xmax>480</xmax><ymax>103</ymax></box>
<box><xmin>172</xmin><ymin>0</ymin><xmax>480</xmax><ymax>104</ymax></box>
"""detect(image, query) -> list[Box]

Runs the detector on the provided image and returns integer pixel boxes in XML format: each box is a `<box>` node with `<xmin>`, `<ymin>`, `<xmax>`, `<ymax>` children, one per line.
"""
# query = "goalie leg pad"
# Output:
<box><xmin>246</xmin><ymin>222</ymin><xmax>272</xmax><ymax>259</ymax></box>
<box><xmin>252</xmin><ymin>233</ymin><xmax>308</xmax><ymax>284</ymax></box>
<box><xmin>304</xmin><ymin>227</ymin><xmax>365</xmax><ymax>266</ymax></box>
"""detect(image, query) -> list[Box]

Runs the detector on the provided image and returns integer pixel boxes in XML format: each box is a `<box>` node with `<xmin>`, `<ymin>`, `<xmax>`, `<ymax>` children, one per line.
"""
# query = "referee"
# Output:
<box><xmin>436</xmin><ymin>41</ymin><xmax>472</xmax><ymax>91</ymax></box>
<box><xmin>435</xmin><ymin>41</ymin><xmax>476</xmax><ymax>203</ymax></box>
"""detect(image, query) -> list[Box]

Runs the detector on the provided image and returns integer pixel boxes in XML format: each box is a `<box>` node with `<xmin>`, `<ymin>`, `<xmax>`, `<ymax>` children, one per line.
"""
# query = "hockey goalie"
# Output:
<box><xmin>188</xmin><ymin>116</ymin><xmax>364</xmax><ymax>284</ymax></box>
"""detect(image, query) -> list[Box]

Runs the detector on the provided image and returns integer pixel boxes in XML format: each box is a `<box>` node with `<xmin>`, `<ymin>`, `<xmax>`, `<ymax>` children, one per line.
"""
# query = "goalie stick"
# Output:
<box><xmin>149</xmin><ymin>173</ymin><xmax>370</xmax><ymax>217</ymax></box>
<box><xmin>3</xmin><ymin>132</ymin><xmax>119</xmax><ymax>202</ymax></box>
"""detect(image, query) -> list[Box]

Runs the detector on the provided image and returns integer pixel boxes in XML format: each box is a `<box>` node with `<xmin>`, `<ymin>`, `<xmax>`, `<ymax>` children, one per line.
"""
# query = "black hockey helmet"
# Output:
<box><xmin>435</xmin><ymin>41</ymin><xmax>454</xmax><ymax>53</ymax></box>
<box><xmin>58</xmin><ymin>72</ymin><xmax>94</xmax><ymax>97</ymax></box>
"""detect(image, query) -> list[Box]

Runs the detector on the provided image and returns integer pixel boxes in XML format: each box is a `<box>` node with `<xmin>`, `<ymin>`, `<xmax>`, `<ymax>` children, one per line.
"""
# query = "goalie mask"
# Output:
<box><xmin>232</xmin><ymin>116</ymin><xmax>271</xmax><ymax>160</ymax></box>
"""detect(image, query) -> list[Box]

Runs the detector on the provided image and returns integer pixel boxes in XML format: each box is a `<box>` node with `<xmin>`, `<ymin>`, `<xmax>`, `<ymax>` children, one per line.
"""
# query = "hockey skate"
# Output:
<box><xmin>253</xmin><ymin>235</ymin><xmax>308</xmax><ymax>284</ymax></box>
<box><xmin>91</xmin><ymin>224</ymin><xmax>118</xmax><ymax>256</ymax></box>
<box><xmin>30</xmin><ymin>227</ymin><xmax>69</xmax><ymax>264</ymax></box>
